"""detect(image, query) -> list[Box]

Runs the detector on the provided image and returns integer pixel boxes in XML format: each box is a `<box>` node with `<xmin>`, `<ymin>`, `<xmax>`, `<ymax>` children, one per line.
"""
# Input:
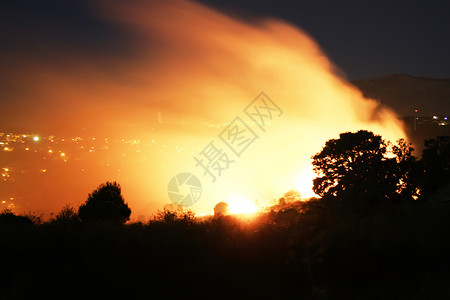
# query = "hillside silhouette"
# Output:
<box><xmin>352</xmin><ymin>74</ymin><xmax>450</xmax><ymax>117</ymax></box>
<box><xmin>1</xmin><ymin>131</ymin><xmax>450</xmax><ymax>299</ymax></box>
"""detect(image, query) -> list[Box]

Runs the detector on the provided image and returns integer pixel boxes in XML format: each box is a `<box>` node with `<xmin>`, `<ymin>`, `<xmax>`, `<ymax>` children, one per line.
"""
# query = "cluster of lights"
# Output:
<box><xmin>413</xmin><ymin>111</ymin><xmax>448</xmax><ymax>127</ymax></box>
<box><xmin>432</xmin><ymin>115</ymin><xmax>448</xmax><ymax>120</ymax></box>
<box><xmin>430</xmin><ymin>115</ymin><xmax>449</xmax><ymax>126</ymax></box>
<box><xmin>1</xmin><ymin>196</ymin><xmax>16</xmax><ymax>209</ymax></box>
<box><xmin>0</xmin><ymin>131</ymin><xmax>186</xmax><ymax>181</ymax></box>
<box><xmin>2</xmin><ymin>167</ymin><xmax>11</xmax><ymax>181</ymax></box>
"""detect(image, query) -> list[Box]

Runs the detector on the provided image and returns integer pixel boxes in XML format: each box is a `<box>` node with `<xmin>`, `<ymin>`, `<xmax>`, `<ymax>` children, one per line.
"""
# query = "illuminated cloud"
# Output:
<box><xmin>0</xmin><ymin>0</ymin><xmax>406</xmax><ymax>215</ymax></box>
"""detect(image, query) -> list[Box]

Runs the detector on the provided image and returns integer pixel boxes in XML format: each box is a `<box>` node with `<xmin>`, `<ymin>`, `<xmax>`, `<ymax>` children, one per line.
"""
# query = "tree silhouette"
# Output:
<box><xmin>0</xmin><ymin>209</ymin><xmax>34</xmax><ymax>228</ymax></box>
<box><xmin>421</xmin><ymin>136</ymin><xmax>450</xmax><ymax>198</ymax></box>
<box><xmin>78</xmin><ymin>182</ymin><xmax>131</xmax><ymax>224</ymax></box>
<box><xmin>51</xmin><ymin>204</ymin><xmax>80</xmax><ymax>226</ymax></box>
<box><xmin>214</xmin><ymin>201</ymin><xmax>229</xmax><ymax>217</ymax></box>
<box><xmin>312</xmin><ymin>130</ymin><xmax>418</xmax><ymax>204</ymax></box>
<box><xmin>154</xmin><ymin>204</ymin><xmax>195</xmax><ymax>223</ymax></box>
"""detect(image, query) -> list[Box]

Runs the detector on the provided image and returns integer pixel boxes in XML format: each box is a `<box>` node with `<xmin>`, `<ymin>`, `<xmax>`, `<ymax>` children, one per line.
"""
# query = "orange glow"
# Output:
<box><xmin>2</xmin><ymin>0</ymin><xmax>406</xmax><ymax>217</ymax></box>
<box><xmin>226</xmin><ymin>194</ymin><xmax>260</xmax><ymax>215</ymax></box>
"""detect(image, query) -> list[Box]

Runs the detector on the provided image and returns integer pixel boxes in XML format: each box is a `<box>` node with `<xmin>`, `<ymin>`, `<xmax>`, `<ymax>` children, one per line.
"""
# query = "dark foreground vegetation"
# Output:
<box><xmin>1</xmin><ymin>131</ymin><xmax>450</xmax><ymax>299</ymax></box>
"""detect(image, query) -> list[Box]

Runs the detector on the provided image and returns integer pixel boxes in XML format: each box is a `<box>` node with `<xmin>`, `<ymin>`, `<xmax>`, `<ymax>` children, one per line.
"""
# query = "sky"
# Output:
<box><xmin>200</xmin><ymin>0</ymin><xmax>450</xmax><ymax>80</ymax></box>
<box><xmin>1</xmin><ymin>0</ymin><xmax>450</xmax><ymax>82</ymax></box>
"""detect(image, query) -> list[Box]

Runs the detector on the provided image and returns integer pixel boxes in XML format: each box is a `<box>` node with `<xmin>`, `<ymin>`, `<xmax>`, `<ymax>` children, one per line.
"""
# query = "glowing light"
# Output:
<box><xmin>60</xmin><ymin>152</ymin><xmax>65</xmax><ymax>157</ymax></box>
<box><xmin>294</xmin><ymin>169</ymin><xmax>318</xmax><ymax>199</ymax></box>
<box><xmin>226</xmin><ymin>194</ymin><xmax>260</xmax><ymax>215</ymax></box>
<box><xmin>48</xmin><ymin>150</ymin><xmax>53</xmax><ymax>153</ymax></box>
<box><xmin>33</xmin><ymin>136</ymin><xmax>40</xmax><ymax>142</ymax></box>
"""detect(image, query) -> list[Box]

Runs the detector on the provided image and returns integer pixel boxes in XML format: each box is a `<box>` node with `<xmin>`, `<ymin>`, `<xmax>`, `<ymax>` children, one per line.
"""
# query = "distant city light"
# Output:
<box><xmin>445</xmin><ymin>117</ymin><xmax>448</xmax><ymax>120</ymax></box>
<box><xmin>414</xmin><ymin>109</ymin><xmax>418</xmax><ymax>113</ymax></box>
<box><xmin>60</xmin><ymin>152</ymin><xmax>65</xmax><ymax>157</ymax></box>
<box><xmin>433</xmin><ymin>116</ymin><xmax>438</xmax><ymax>120</ymax></box>
<box><xmin>33</xmin><ymin>136</ymin><xmax>40</xmax><ymax>141</ymax></box>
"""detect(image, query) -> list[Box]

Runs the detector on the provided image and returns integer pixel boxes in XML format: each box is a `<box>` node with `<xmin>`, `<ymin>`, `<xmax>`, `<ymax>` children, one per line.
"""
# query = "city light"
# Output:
<box><xmin>33</xmin><ymin>136</ymin><xmax>40</xmax><ymax>142</ymax></box>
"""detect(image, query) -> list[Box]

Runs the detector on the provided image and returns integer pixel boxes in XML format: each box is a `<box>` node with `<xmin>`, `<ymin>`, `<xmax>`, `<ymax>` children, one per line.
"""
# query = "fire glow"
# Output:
<box><xmin>3</xmin><ymin>0</ymin><xmax>406</xmax><ymax>216</ymax></box>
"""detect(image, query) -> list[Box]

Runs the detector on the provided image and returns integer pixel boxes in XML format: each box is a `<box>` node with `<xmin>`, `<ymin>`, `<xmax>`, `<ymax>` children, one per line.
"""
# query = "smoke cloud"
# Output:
<box><xmin>1</xmin><ymin>0</ymin><xmax>406</xmax><ymax>215</ymax></box>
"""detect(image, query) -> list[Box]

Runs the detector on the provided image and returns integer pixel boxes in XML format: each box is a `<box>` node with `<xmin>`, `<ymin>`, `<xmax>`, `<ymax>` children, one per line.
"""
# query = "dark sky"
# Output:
<box><xmin>1</xmin><ymin>0</ymin><xmax>449</xmax><ymax>81</ymax></box>
<box><xmin>200</xmin><ymin>0</ymin><xmax>450</xmax><ymax>80</ymax></box>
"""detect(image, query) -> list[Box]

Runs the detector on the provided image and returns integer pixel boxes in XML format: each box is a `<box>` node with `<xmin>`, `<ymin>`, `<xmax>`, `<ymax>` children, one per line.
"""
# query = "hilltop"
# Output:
<box><xmin>352</xmin><ymin>74</ymin><xmax>450</xmax><ymax>117</ymax></box>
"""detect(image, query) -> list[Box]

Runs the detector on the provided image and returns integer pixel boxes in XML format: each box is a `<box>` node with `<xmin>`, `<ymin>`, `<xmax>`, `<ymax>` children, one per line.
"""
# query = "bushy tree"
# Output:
<box><xmin>78</xmin><ymin>182</ymin><xmax>131</xmax><ymax>224</ymax></box>
<box><xmin>153</xmin><ymin>204</ymin><xmax>195</xmax><ymax>223</ymax></box>
<box><xmin>420</xmin><ymin>136</ymin><xmax>450</xmax><ymax>198</ymax></box>
<box><xmin>214</xmin><ymin>201</ymin><xmax>229</xmax><ymax>217</ymax></box>
<box><xmin>312</xmin><ymin>130</ymin><xmax>418</xmax><ymax>204</ymax></box>
<box><xmin>51</xmin><ymin>204</ymin><xmax>80</xmax><ymax>226</ymax></box>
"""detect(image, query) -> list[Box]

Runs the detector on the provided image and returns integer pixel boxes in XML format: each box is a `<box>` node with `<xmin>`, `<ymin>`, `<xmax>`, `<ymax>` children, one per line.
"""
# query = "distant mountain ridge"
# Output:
<box><xmin>351</xmin><ymin>74</ymin><xmax>450</xmax><ymax>117</ymax></box>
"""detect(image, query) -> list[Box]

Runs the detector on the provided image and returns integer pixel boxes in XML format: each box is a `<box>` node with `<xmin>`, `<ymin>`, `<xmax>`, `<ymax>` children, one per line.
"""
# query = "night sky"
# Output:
<box><xmin>1</xmin><ymin>0</ymin><xmax>450</xmax><ymax>81</ymax></box>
